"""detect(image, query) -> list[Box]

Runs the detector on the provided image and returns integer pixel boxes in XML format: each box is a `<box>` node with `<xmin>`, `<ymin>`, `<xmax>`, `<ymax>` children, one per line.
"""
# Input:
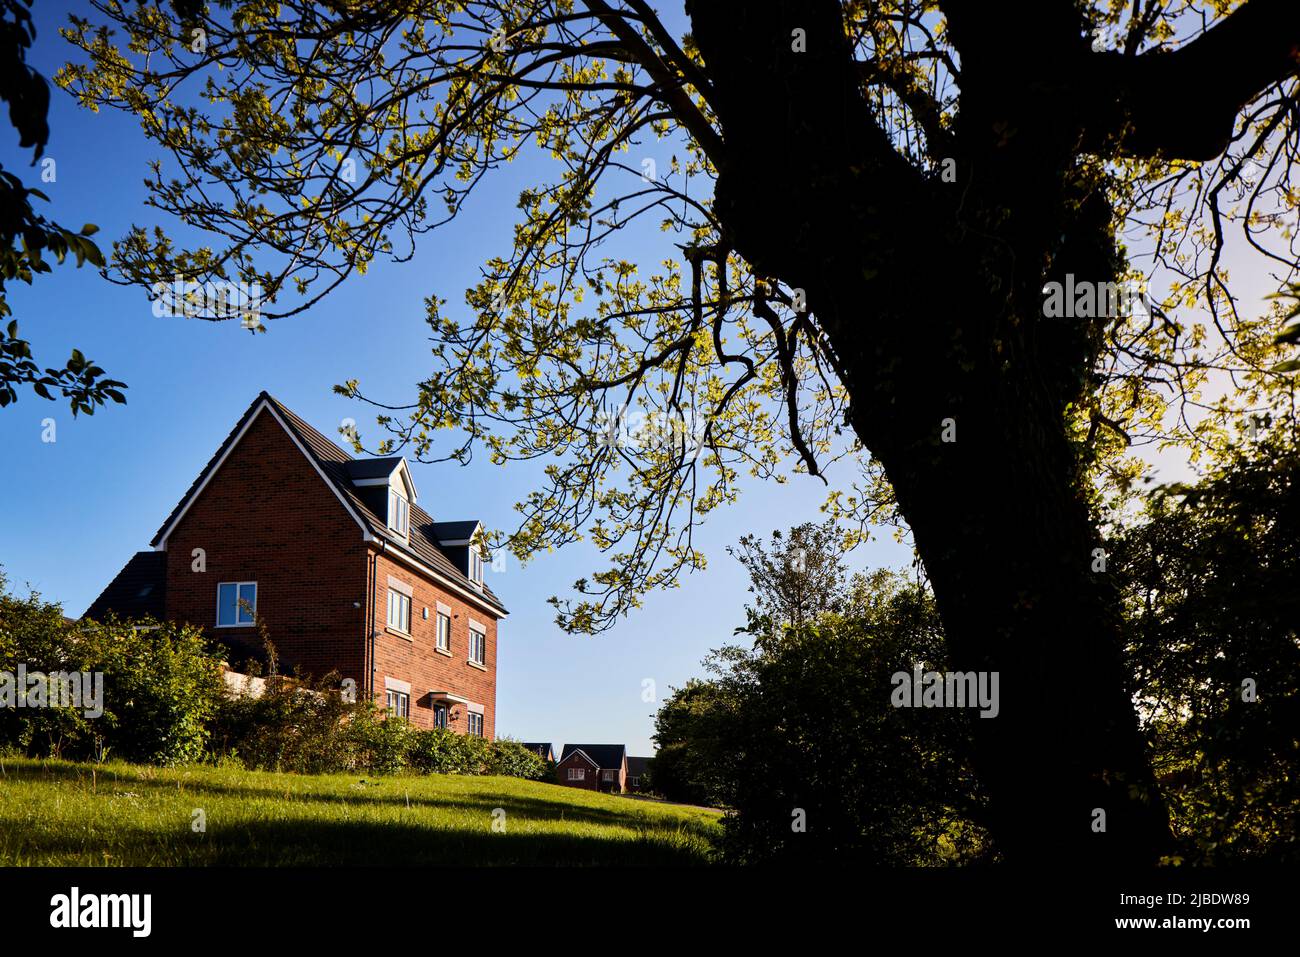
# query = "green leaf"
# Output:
<box><xmin>1268</xmin><ymin>359</ymin><xmax>1300</xmax><ymax>373</ymax></box>
<box><xmin>1274</xmin><ymin>324</ymin><xmax>1300</xmax><ymax>345</ymax></box>
<box><xmin>80</xmin><ymin>224</ymin><xmax>100</xmax><ymax>236</ymax></box>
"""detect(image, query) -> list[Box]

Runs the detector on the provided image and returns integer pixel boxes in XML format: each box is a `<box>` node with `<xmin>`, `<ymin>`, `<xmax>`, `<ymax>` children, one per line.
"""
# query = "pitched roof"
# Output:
<box><xmin>521</xmin><ymin>742</ymin><xmax>555</xmax><ymax>759</ymax></box>
<box><xmin>430</xmin><ymin>520</ymin><xmax>481</xmax><ymax>543</ymax></box>
<box><xmin>150</xmin><ymin>392</ymin><xmax>507</xmax><ymax>617</ymax></box>
<box><xmin>344</xmin><ymin>457</ymin><xmax>405</xmax><ymax>480</ymax></box>
<box><xmin>626</xmin><ymin>756</ymin><xmax>651</xmax><ymax>777</ymax></box>
<box><xmin>560</xmin><ymin>744</ymin><xmax>627</xmax><ymax>770</ymax></box>
<box><xmin>559</xmin><ymin>748</ymin><xmax>599</xmax><ymax>768</ymax></box>
<box><xmin>82</xmin><ymin>551</ymin><xmax>166</xmax><ymax>621</ymax></box>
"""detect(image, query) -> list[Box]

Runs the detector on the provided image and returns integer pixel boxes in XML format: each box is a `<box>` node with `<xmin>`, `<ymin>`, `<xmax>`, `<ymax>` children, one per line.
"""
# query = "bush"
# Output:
<box><xmin>210</xmin><ymin>649</ymin><xmax>548</xmax><ymax>779</ymax></box>
<box><xmin>404</xmin><ymin>729</ymin><xmax>547</xmax><ymax>779</ymax></box>
<box><xmin>0</xmin><ymin>571</ymin><xmax>549</xmax><ymax>782</ymax></box>
<box><xmin>210</xmin><ymin>670</ymin><xmax>372</xmax><ymax>774</ymax></box>
<box><xmin>0</xmin><ymin>574</ymin><xmax>225</xmax><ymax>764</ymax></box>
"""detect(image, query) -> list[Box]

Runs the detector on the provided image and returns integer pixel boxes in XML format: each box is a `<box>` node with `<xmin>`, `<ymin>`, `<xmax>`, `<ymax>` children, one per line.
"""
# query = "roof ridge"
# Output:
<box><xmin>148</xmin><ymin>391</ymin><xmax>508</xmax><ymax>616</ymax></box>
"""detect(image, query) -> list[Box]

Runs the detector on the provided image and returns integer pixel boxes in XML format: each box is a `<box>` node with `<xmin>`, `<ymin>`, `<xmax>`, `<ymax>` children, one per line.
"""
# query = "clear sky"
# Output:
<box><xmin>0</xmin><ymin>3</ymin><xmax>912</xmax><ymax>755</ymax></box>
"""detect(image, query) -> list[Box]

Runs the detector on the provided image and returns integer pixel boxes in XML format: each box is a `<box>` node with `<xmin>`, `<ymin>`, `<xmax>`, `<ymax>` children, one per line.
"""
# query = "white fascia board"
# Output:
<box><xmin>364</xmin><ymin>529</ymin><xmax>508</xmax><ymax>620</ymax></box>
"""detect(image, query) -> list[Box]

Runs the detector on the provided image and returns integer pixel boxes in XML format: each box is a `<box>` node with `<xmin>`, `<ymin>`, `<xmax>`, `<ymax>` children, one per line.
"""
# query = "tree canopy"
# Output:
<box><xmin>53</xmin><ymin>0</ymin><xmax>1300</xmax><ymax>863</ymax></box>
<box><xmin>0</xmin><ymin>0</ymin><xmax>125</xmax><ymax>414</ymax></box>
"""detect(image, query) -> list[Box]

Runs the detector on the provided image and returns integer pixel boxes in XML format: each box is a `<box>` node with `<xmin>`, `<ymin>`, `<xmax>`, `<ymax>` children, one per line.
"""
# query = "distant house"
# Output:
<box><xmin>521</xmin><ymin>742</ymin><xmax>555</xmax><ymax>762</ymax></box>
<box><xmin>557</xmin><ymin>744</ymin><xmax>627</xmax><ymax>793</ymax></box>
<box><xmin>626</xmin><ymin>756</ymin><xmax>651</xmax><ymax>792</ymax></box>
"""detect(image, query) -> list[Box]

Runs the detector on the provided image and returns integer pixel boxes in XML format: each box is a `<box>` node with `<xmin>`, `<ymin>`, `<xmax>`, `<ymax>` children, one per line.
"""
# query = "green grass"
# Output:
<box><xmin>0</xmin><ymin>757</ymin><xmax>722</xmax><ymax>866</ymax></box>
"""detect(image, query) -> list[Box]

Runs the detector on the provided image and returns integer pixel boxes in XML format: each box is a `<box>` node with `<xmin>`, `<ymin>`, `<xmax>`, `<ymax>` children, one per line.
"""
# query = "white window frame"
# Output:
<box><xmin>388</xmin><ymin>487</ymin><xmax>410</xmax><ymax>537</ymax></box>
<box><xmin>386</xmin><ymin>690</ymin><xmax>410</xmax><ymax>718</ymax></box>
<box><xmin>630</xmin><ymin>776</ymin><xmax>641</xmax><ymax>788</ymax></box>
<box><xmin>567</xmin><ymin>767</ymin><xmax>585</xmax><ymax>781</ymax></box>
<box><xmin>436</xmin><ymin>610</ymin><xmax>451</xmax><ymax>652</ymax></box>
<box><xmin>467</xmin><ymin>712</ymin><xmax>484</xmax><ymax>737</ymax></box>
<box><xmin>469</xmin><ymin>548</ymin><xmax>483</xmax><ymax>585</ymax></box>
<box><xmin>603</xmin><ymin>769</ymin><xmax>615</xmax><ymax>781</ymax></box>
<box><xmin>468</xmin><ymin>627</ymin><xmax>486</xmax><ymax>666</ymax></box>
<box><xmin>216</xmin><ymin>581</ymin><xmax>257</xmax><ymax>628</ymax></box>
<box><xmin>387</xmin><ymin>588</ymin><xmax>411</xmax><ymax>634</ymax></box>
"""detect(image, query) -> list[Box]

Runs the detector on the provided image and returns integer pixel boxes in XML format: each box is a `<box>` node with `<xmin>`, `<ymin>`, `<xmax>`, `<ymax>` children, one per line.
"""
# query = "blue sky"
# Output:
<box><xmin>0</xmin><ymin>4</ymin><xmax>911</xmax><ymax>755</ymax></box>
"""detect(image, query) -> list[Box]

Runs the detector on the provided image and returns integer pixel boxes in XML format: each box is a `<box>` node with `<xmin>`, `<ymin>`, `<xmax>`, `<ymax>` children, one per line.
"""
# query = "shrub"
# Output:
<box><xmin>0</xmin><ymin>575</ymin><xmax>224</xmax><ymax>764</ymax></box>
<box><xmin>484</xmin><ymin>738</ymin><xmax>548</xmax><ymax>780</ymax></box>
<box><xmin>210</xmin><ymin>670</ymin><xmax>370</xmax><ymax>774</ymax></box>
<box><xmin>405</xmin><ymin>729</ymin><xmax>548</xmax><ymax>779</ymax></box>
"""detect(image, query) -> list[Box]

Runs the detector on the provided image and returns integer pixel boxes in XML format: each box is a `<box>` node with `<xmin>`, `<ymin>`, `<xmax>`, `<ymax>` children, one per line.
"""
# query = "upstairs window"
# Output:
<box><xmin>468</xmin><ymin>628</ymin><xmax>486</xmax><ymax>666</ymax></box>
<box><xmin>387</xmin><ymin>588</ymin><xmax>411</xmax><ymax>634</ymax></box>
<box><xmin>217</xmin><ymin>582</ymin><xmax>257</xmax><ymax>627</ymax></box>
<box><xmin>436</xmin><ymin>611</ymin><xmax>451</xmax><ymax>652</ymax></box>
<box><xmin>388</xmin><ymin>488</ymin><xmax>409</xmax><ymax>537</ymax></box>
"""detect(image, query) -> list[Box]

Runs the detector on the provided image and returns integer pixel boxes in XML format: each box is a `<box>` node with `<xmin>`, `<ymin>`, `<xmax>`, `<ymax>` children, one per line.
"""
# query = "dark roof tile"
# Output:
<box><xmin>82</xmin><ymin>551</ymin><xmax>166</xmax><ymax>621</ymax></box>
<box><xmin>560</xmin><ymin>744</ymin><xmax>627</xmax><ymax>770</ymax></box>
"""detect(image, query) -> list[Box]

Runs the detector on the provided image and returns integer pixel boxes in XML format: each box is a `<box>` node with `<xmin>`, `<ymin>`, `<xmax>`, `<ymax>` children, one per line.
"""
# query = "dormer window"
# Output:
<box><xmin>470</xmin><ymin>547</ymin><xmax>484</xmax><ymax>585</ymax></box>
<box><xmin>388</xmin><ymin>488</ymin><xmax>409</xmax><ymax>537</ymax></box>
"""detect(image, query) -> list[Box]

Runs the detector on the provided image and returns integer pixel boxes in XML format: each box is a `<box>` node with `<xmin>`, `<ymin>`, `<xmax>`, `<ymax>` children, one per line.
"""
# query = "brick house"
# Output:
<box><xmin>82</xmin><ymin>391</ymin><xmax>509</xmax><ymax>737</ymax></box>
<box><xmin>521</xmin><ymin>743</ymin><xmax>555</xmax><ymax>762</ymax></box>
<box><xmin>557</xmin><ymin>744</ymin><xmax>627</xmax><ymax>793</ymax></box>
<box><xmin>625</xmin><ymin>756</ymin><xmax>651</xmax><ymax>792</ymax></box>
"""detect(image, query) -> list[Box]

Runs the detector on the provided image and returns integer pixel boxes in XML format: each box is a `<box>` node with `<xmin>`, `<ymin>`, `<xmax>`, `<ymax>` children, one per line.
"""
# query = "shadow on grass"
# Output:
<box><xmin>0</xmin><ymin>762</ymin><xmax>719</xmax><ymax>865</ymax></box>
<box><xmin>0</xmin><ymin>761</ymin><xmax>707</xmax><ymax>831</ymax></box>
<box><xmin>4</xmin><ymin>815</ymin><xmax>713</xmax><ymax>867</ymax></box>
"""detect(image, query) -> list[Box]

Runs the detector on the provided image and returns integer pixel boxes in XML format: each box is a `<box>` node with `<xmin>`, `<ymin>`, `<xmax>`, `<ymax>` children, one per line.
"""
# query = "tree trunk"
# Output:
<box><xmin>689</xmin><ymin>0</ymin><xmax>1174</xmax><ymax>864</ymax></box>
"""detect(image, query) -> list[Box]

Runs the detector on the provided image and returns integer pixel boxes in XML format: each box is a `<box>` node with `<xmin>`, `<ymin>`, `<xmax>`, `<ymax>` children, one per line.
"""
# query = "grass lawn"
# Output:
<box><xmin>0</xmin><ymin>757</ymin><xmax>722</xmax><ymax>866</ymax></box>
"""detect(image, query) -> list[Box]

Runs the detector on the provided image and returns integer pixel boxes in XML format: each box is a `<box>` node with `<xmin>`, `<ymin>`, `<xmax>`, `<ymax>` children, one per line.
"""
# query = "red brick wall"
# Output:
<box><xmin>369</xmin><ymin>549</ymin><xmax>499</xmax><ymax>737</ymax></box>
<box><xmin>556</xmin><ymin>753</ymin><xmax>599</xmax><ymax>790</ymax></box>
<box><xmin>162</xmin><ymin>407</ymin><xmax>368</xmax><ymax>685</ymax></box>
<box><xmin>160</xmin><ymin>402</ymin><xmax>502</xmax><ymax>736</ymax></box>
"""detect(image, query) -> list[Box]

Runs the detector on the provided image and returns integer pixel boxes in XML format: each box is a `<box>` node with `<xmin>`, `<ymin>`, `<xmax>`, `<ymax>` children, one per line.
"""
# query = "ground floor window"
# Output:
<box><xmin>468</xmin><ymin>712</ymin><xmax>484</xmax><ymax>736</ymax></box>
<box><xmin>567</xmin><ymin>767</ymin><xmax>585</xmax><ymax>781</ymax></box>
<box><xmin>629</xmin><ymin>776</ymin><xmax>640</xmax><ymax>788</ymax></box>
<box><xmin>433</xmin><ymin>704</ymin><xmax>448</xmax><ymax>729</ymax></box>
<box><xmin>386</xmin><ymin>690</ymin><xmax>409</xmax><ymax>719</ymax></box>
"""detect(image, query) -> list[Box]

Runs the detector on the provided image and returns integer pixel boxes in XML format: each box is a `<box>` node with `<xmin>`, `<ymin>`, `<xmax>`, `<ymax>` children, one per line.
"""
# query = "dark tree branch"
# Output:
<box><xmin>1077</xmin><ymin>0</ymin><xmax>1300</xmax><ymax>158</ymax></box>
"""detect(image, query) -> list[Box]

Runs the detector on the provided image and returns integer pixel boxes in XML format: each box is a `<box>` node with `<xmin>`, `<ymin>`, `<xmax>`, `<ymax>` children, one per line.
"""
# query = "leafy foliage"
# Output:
<box><xmin>1115</xmin><ymin>421</ymin><xmax>1300</xmax><ymax>863</ymax></box>
<box><xmin>52</xmin><ymin>0</ymin><xmax>1300</xmax><ymax>627</ymax></box>
<box><xmin>654</xmin><ymin>566</ymin><xmax>989</xmax><ymax>864</ymax></box>
<box><xmin>0</xmin><ymin>572</ymin><xmax>224</xmax><ymax>764</ymax></box>
<box><xmin>728</xmin><ymin>519</ymin><xmax>853</xmax><ymax>628</ymax></box>
<box><xmin>211</xmin><ymin>621</ymin><xmax>548</xmax><ymax>778</ymax></box>
<box><xmin>0</xmin><ymin>0</ymin><xmax>124</xmax><ymax>414</ymax></box>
